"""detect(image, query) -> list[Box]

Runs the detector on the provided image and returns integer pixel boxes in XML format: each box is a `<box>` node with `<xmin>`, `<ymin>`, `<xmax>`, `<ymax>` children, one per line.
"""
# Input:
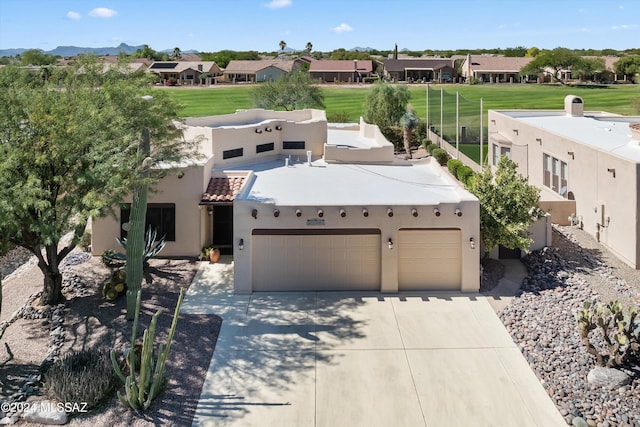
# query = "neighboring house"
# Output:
<box><xmin>460</xmin><ymin>55</ymin><xmax>534</xmax><ymax>83</ymax></box>
<box><xmin>489</xmin><ymin>95</ymin><xmax>640</xmax><ymax>269</ymax></box>
<box><xmin>92</xmin><ymin>109</ymin><xmax>480</xmax><ymax>292</ymax></box>
<box><xmin>147</xmin><ymin>61</ymin><xmax>222</xmax><ymax>85</ymax></box>
<box><xmin>383</xmin><ymin>58</ymin><xmax>457</xmax><ymax>83</ymax></box>
<box><xmin>309</xmin><ymin>59</ymin><xmax>373</xmax><ymax>82</ymax></box>
<box><xmin>222</xmin><ymin>60</ymin><xmax>295</xmax><ymax>82</ymax></box>
<box><xmin>560</xmin><ymin>56</ymin><xmax>622</xmax><ymax>82</ymax></box>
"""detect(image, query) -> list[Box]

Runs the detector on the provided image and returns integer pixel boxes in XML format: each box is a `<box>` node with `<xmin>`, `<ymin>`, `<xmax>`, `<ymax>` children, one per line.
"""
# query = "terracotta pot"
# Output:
<box><xmin>209</xmin><ymin>248</ymin><xmax>221</xmax><ymax>263</ymax></box>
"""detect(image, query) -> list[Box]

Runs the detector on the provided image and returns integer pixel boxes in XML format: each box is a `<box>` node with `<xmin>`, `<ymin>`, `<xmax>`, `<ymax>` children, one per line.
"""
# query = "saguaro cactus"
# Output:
<box><xmin>125</xmin><ymin>128</ymin><xmax>151</xmax><ymax>320</ymax></box>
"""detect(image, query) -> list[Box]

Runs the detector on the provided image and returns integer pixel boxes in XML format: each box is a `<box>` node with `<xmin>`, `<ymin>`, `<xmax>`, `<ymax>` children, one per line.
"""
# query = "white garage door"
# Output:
<box><xmin>252</xmin><ymin>229</ymin><xmax>381</xmax><ymax>291</ymax></box>
<box><xmin>398</xmin><ymin>229</ymin><xmax>461</xmax><ymax>290</ymax></box>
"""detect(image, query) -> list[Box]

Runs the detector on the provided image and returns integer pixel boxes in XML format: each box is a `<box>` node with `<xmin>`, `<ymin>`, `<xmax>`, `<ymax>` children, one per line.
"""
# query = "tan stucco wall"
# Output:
<box><xmin>91</xmin><ymin>163</ymin><xmax>208</xmax><ymax>258</ymax></box>
<box><xmin>489</xmin><ymin>110</ymin><xmax>640</xmax><ymax>268</ymax></box>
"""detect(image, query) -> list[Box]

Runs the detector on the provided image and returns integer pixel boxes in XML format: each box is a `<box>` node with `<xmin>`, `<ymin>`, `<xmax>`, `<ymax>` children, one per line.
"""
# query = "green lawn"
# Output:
<box><xmin>165</xmin><ymin>83</ymin><xmax>640</xmax><ymax>119</ymax></box>
<box><xmin>458</xmin><ymin>143</ymin><xmax>489</xmax><ymax>165</ymax></box>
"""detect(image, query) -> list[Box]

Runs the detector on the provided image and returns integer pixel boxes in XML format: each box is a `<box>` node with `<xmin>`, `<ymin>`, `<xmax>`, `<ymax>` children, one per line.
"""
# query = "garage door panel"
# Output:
<box><xmin>398</xmin><ymin>229</ymin><xmax>461</xmax><ymax>291</ymax></box>
<box><xmin>252</xmin><ymin>232</ymin><xmax>381</xmax><ymax>291</ymax></box>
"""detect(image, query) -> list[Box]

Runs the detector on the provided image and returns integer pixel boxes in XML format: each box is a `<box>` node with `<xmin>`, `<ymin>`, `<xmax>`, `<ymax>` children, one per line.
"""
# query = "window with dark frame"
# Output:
<box><xmin>222</xmin><ymin>148</ymin><xmax>244</xmax><ymax>159</ymax></box>
<box><xmin>256</xmin><ymin>142</ymin><xmax>275</xmax><ymax>153</ymax></box>
<box><xmin>283</xmin><ymin>141</ymin><xmax>306</xmax><ymax>150</ymax></box>
<box><xmin>120</xmin><ymin>203</ymin><xmax>176</xmax><ymax>241</ymax></box>
<box><xmin>542</xmin><ymin>153</ymin><xmax>568</xmax><ymax>198</ymax></box>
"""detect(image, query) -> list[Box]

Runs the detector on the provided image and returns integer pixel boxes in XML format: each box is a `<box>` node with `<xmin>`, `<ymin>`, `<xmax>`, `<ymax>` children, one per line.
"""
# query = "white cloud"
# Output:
<box><xmin>498</xmin><ymin>22</ymin><xmax>521</xmax><ymax>29</ymax></box>
<box><xmin>66</xmin><ymin>11</ymin><xmax>81</xmax><ymax>20</ymax></box>
<box><xmin>612</xmin><ymin>24</ymin><xmax>639</xmax><ymax>30</ymax></box>
<box><xmin>88</xmin><ymin>7</ymin><xmax>117</xmax><ymax>18</ymax></box>
<box><xmin>264</xmin><ymin>0</ymin><xmax>291</xmax><ymax>8</ymax></box>
<box><xmin>619</xmin><ymin>5</ymin><xmax>624</xmax><ymax>9</ymax></box>
<box><xmin>331</xmin><ymin>23</ymin><xmax>353</xmax><ymax>33</ymax></box>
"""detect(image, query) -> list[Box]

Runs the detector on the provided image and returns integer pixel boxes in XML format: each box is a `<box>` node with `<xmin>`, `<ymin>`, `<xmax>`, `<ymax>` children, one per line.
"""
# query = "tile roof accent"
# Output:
<box><xmin>201</xmin><ymin>177</ymin><xmax>245</xmax><ymax>203</ymax></box>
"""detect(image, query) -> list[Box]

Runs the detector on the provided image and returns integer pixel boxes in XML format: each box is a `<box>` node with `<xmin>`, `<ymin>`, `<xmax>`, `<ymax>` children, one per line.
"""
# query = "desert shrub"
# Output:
<box><xmin>45</xmin><ymin>348</ymin><xmax>117</xmax><ymax>411</ymax></box>
<box><xmin>432</xmin><ymin>148</ymin><xmax>450</xmax><ymax>166</ymax></box>
<box><xmin>426</xmin><ymin>143</ymin><xmax>439</xmax><ymax>155</ymax></box>
<box><xmin>79</xmin><ymin>230</ymin><xmax>92</xmax><ymax>252</ymax></box>
<box><xmin>447</xmin><ymin>159</ymin><xmax>463</xmax><ymax>176</ymax></box>
<box><xmin>421</xmin><ymin>139</ymin><xmax>432</xmax><ymax>150</ymax></box>
<box><xmin>457</xmin><ymin>165</ymin><xmax>475</xmax><ymax>186</ymax></box>
<box><xmin>576</xmin><ymin>300</ymin><xmax>640</xmax><ymax>368</ymax></box>
<box><xmin>327</xmin><ymin>111</ymin><xmax>352</xmax><ymax>123</ymax></box>
<box><xmin>379</xmin><ymin>126</ymin><xmax>403</xmax><ymax>151</ymax></box>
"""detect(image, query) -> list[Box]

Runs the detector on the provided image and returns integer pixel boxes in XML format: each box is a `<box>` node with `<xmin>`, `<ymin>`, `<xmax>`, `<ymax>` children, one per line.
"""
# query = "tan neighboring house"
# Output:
<box><xmin>460</xmin><ymin>55</ymin><xmax>534</xmax><ymax>83</ymax></box>
<box><xmin>309</xmin><ymin>59</ymin><xmax>373</xmax><ymax>83</ymax></box>
<box><xmin>92</xmin><ymin>109</ymin><xmax>480</xmax><ymax>293</ymax></box>
<box><xmin>383</xmin><ymin>58</ymin><xmax>456</xmax><ymax>82</ymax></box>
<box><xmin>222</xmin><ymin>60</ymin><xmax>295</xmax><ymax>82</ymax></box>
<box><xmin>147</xmin><ymin>61</ymin><xmax>222</xmax><ymax>85</ymax></box>
<box><xmin>489</xmin><ymin>95</ymin><xmax>640</xmax><ymax>268</ymax></box>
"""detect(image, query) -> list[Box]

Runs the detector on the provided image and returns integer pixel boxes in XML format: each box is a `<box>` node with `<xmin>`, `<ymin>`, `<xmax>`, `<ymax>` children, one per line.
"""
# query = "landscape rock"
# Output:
<box><xmin>573</xmin><ymin>416</ymin><xmax>589</xmax><ymax>427</ymax></box>
<box><xmin>22</xmin><ymin>401</ymin><xmax>67</xmax><ymax>425</ymax></box>
<box><xmin>587</xmin><ymin>367</ymin><xmax>632</xmax><ymax>389</ymax></box>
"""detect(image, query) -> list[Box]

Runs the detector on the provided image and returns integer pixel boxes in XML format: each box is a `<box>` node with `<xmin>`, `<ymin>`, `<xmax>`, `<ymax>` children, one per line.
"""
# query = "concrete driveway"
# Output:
<box><xmin>182</xmin><ymin>259</ymin><xmax>565</xmax><ymax>427</ymax></box>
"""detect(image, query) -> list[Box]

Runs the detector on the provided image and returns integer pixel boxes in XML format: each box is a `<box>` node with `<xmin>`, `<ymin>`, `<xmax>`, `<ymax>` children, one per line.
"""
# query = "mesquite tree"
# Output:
<box><xmin>0</xmin><ymin>61</ymin><xmax>195</xmax><ymax>305</ymax></box>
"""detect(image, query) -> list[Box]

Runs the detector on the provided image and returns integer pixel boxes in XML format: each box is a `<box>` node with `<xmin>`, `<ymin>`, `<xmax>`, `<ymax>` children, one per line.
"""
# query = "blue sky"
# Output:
<box><xmin>1</xmin><ymin>0</ymin><xmax>639</xmax><ymax>52</ymax></box>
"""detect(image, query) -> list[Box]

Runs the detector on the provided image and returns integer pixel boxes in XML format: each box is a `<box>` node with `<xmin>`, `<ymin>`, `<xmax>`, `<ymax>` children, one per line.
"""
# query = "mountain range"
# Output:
<box><xmin>0</xmin><ymin>43</ymin><xmax>198</xmax><ymax>58</ymax></box>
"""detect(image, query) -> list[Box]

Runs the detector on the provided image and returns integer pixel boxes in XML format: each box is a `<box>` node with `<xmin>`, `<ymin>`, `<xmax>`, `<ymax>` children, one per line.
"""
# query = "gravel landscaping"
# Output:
<box><xmin>501</xmin><ymin>225</ymin><xmax>640</xmax><ymax>427</ymax></box>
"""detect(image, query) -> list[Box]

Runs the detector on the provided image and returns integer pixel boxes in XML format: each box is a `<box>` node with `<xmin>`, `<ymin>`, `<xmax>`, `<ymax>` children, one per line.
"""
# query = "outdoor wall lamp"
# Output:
<box><xmin>567</xmin><ymin>151</ymin><xmax>575</xmax><ymax>160</ymax></box>
<box><xmin>433</xmin><ymin>208</ymin><xmax>441</xmax><ymax>217</ymax></box>
<box><xmin>339</xmin><ymin>208</ymin><xmax>346</xmax><ymax>218</ymax></box>
<box><xmin>469</xmin><ymin>237</ymin><xmax>476</xmax><ymax>250</ymax></box>
<box><xmin>362</xmin><ymin>208</ymin><xmax>369</xmax><ymax>217</ymax></box>
<box><xmin>388</xmin><ymin>238</ymin><xmax>394</xmax><ymax>250</ymax></box>
<box><xmin>455</xmin><ymin>208</ymin><xmax>463</xmax><ymax>217</ymax></box>
<box><xmin>317</xmin><ymin>209</ymin><xmax>324</xmax><ymax>218</ymax></box>
<box><xmin>255</xmin><ymin>129</ymin><xmax>262</xmax><ymax>134</ymax></box>
<box><xmin>275</xmin><ymin>125</ymin><xmax>282</xmax><ymax>131</ymax></box>
<box><xmin>411</xmin><ymin>208</ymin><xmax>418</xmax><ymax>217</ymax></box>
<box><xmin>265</xmin><ymin>127</ymin><xmax>272</xmax><ymax>132</ymax></box>
<box><xmin>296</xmin><ymin>209</ymin><xmax>302</xmax><ymax>217</ymax></box>
<box><xmin>176</xmin><ymin>171</ymin><xmax>185</xmax><ymax>179</ymax></box>
<box><xmin>273</xmin><ymin>209</ymin><xmax>280</xmax><ymax>217</ymax></box>
<box><xmin>251</xmin><ymin>209</ymin><xmax>258</xmax><ymax>219</ymax></box>
<box><xmin>387</xmin><ymin>208</ymin><xmax>394</xmax><ymax>217</ymax></box>
<box><xmin>207</xmin><ymin>206</ymin><xmax>213</xmax><ymax>215</ymax></box>
<box><xmin>607</xmin><ymin>168</ymin><xmax>616</xmax><ymax>178</ymax></box>
<box><xmin>239</xmin><ymin>239</ymin><xmax>244</xmax><ymax>250</ymax></box>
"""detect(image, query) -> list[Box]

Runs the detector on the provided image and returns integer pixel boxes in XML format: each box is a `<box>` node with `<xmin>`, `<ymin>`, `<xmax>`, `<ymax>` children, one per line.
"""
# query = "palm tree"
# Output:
<box><xmin>400</xmin><ymin>107</ymin><xmax>418</xmax><ymax>159</ymax></box>
<box><xmin>172</xmin><ymin>47</ymin><xmax>182</xmax><ymax>60</ymax></box>
<box><xmin>305</xmin><ymin>42</ymin><xmax>313</xmax><ymax>55</ymax></box>
<box><xmin>279</xmin><ymin>40</ymin><xmax>287</xmax><ymax>53</ymax></box>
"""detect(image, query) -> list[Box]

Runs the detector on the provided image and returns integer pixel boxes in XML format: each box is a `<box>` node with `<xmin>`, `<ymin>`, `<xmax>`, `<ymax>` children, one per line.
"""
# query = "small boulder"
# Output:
<box><xmin>22</xmin><ymin>401</ymin><xmax>67</xmax><ymax>425</ymax></box>
<box><xmin>587</xmin><ymin>366</ymin><xmax>631</xmax><ymax>389</ymax></box>
<box><xmin>572</xmin><ymin>416</ymin><xmax>588</xmax><ymax>427</ymax></box>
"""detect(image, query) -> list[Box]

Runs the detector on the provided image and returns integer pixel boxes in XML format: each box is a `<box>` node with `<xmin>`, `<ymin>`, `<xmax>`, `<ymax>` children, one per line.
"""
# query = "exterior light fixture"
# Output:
<box><xmin>433</xmin><ymin>208</ymin><xmax>441</xmax><ymax>217</ymax></box>
<box><xmin>388</xmin><ymin>238</ymin><xmax>394</xmax><ymax>250</ymax></box>
<box><xmin>469</xmin><ymin>237</ymin><xmax>476</xmax><ymax>250</ymax></box>
<box><xmin>274</xmin><ymin>209</ymin><xmax>280</xmax><ymax>217</ymax></box>
<box><xmin>411</xmin><ymin>208</ymin><xmax>418</xmax><ymax>217</ymax></box>
<box><xmin>362</xmin><ymin>208</ymin><xmax>369</xmax><ymax>217</ymax></box>
<box><xmin>176</xmin><ymin>171</ymin><xmax>185</xmax><ymax>179</ymax></box>
<box><xmin>339</xmin><ymin>208</ymin><xmax>346</xmax><ymax>218</ymax></box>
<box><xmin>567</xmin><ymin>151</ymin><xmax>575</xmax><ymax>160</ymax></box>
<box><xmin>317</xmin><ymin>209</ymin><xmax>324</xmax><ymax>218</ymax></box>
<box><xmin>251</xmin><ymin>209</ymin><xmax>258</xmax><ymax>219</ymax></box>
<box><xmin>239</xmin><ymin>239</ymin><xmax>244</xmax><ymax>250</ymax></box>
<box><xmin>207</xmin><ymin>206</ymin><xmax>213</xmax><ymax>215</ymax></box>
<box><xmin>275</xmin><ymin>125</ymin><xmax>282</xmax><ymax>131</ymax></box>
<box><xmin>265</xmin><ymin>127</ymin><xmax>272</xmax><ymax>132</ymax></box>
<box><xmin>255</xmin><ymin>129</ymin><xmax>262</xmax><ymax>134</ymax></box>
<box><xmin>387</xmin><ymin>208</ymin><xmax>394</xmax><ymax>217</ymax></box>
<box><xmin>454</xmin><ymin>208</ymin><xmax>462</xmax><ymax>217</ymax></box>
<box><xmin>607</xmin><ymin>168</ymin><xmax>616</xmax><ymax>178</ymax></box>
<box><xmin>296</xmin><ymin>209</ymin><xmax>302</xmax><ymax>217</ymax></box>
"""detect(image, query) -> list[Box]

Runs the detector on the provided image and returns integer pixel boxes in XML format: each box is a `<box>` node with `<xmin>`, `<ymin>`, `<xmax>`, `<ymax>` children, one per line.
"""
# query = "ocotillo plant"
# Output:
<box><xmin>111</xmin><ymin>288</ymin><xmax>185</xmax><ymax>410</ymax></box>
<box><xmin>125</xmin><ymin>128</ymin><xmax>151</xmax><ymax>320</ymax></box>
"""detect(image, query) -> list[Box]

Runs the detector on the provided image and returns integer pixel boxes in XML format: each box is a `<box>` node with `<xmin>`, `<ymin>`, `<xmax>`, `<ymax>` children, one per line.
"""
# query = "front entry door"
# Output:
<box><xmin>212</xmin><ymin>205</ymin><xmax>233</xmax><ymax>255</ymax></box>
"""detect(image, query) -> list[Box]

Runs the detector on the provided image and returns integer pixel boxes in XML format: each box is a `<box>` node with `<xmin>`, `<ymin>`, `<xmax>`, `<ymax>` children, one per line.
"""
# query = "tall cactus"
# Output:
<box><xmin>125</xmin><ymin>128</ymin><xmax>151</xmax><ymax>320</ymax></box>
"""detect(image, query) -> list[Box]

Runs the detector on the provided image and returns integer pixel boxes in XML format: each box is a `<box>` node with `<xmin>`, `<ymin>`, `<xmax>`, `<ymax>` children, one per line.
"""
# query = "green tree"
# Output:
<box><xmin>171</xmin><ymin>47</ymin><xmax>182</xmax><ymax>60</ymax></box>
<box><xmin>572</xmin><ymin>57</ymin><xmax>605</xmax><ymax>81</ymax></box>
<box><xmin>0</xmin><ymin>64</ymin><xmax>195</xmax><ymax>305</ymax></box>
<box><xmin>526</xmin><ymin>47</ymin><xmax>540</xmax><ymax>58</ymax></box>
<box><xmin>363</xmin><ymin>82</ymin><xmax>410</xmax><ymax>129</ymax></box>
<box><xmin>520</xmin><ymin>47</ymin><xmax>581</xmax><ymax>83</ymax></box>
<box><xmin>251</xmin><ymin>71</ymin><xmax>324</xmax><ymax>111</ymax></box>
<box><xmin>400</xmin><ymin>106</ymin><xmax>418</xmax><ymax>159</ymax></box>
<box><xmin>20</xmin><ymin>49</ymin><xmax>58</xmax><ymax>66</ymax></box>
<box><xmin>467</xmin><ymin>156</ymin><xmax>544</xmax><ymax>255</ymax></box>
<box><xmin>134</xmin><ymin>44</ymin><xmax>160</xmax><ymax>60</ymax></box>
<box><xmin>614</xmin><ymin>55</ymin><xmax>640</xmax><ymax>82</ymax></box>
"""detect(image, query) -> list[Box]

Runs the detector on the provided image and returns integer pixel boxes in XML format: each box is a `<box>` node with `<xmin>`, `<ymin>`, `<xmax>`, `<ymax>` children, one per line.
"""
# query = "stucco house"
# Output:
<box><xmin>147</xmin><ymin>61</ymin><xmax>222</xmax><ymax>85</ymax></box>
<box><xmin>309</xmin><ymin>59</ymin><xmax>373</xmax><ymax>83</ymax></box>
<box><xmin>460</xmin><ymin>55</ymin><xmax>534</xmax><ymax>83</ymax></box>
<box><xmin>92</xmin><ymin>109</ymin><xmax>480</xmax><ymax>293</ymax></box>
<box><xmin>383</xmin><ymin>58</ymin><xmax>457</xmax><ymax>83</ymax></box>
<box><xmin>489</xmin><ymin>95</ymin><xmax>640</xmax><ymax>269</ymax></box>
<box><xmin>222</xmin><ymin>60</ymin><xmax>296</xmax><ymax>83</ymax></box>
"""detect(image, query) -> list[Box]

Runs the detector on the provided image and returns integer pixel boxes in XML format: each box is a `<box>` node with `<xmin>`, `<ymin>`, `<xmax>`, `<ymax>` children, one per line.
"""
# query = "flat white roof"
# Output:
<box><xmin>233</xmin><ymin>157</ymin><xmax>473</xmax><ymax>206</ymax></box>
<box><xmin>326</xmin><ymin>128</ymin><xmax>375</xmax><ymax>148</ymax></box>
<box><xmin>503</xmin><ymin>111</ymin><xmax>640</xmax><ymax>162</ymax></box>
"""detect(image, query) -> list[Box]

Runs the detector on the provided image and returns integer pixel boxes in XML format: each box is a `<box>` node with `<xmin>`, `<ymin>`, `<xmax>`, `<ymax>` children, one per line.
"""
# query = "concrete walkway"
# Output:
<box><xmin>484</xmin><ymin>259</ymin><xmax>529</xmax><ymax>313</ymax></box>
<box><xmin>182</xmin><ymin>258</ymin><xmax>564</xmax><ymax>427</ymax></box>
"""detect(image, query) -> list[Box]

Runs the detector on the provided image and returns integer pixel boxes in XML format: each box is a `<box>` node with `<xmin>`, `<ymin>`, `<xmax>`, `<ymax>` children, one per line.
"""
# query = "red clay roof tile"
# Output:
<box><xmin>201</xmin><ymin>177</ymin><xmax>245</xmax><ymax>203</ymax></box>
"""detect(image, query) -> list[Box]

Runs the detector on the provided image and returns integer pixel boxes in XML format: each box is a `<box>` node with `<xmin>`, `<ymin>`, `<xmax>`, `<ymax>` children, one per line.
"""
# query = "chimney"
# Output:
<box><xmin>564</xmin><ymin>95</ymin><xmax>583</xmax><ymax>117</ymax></box>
